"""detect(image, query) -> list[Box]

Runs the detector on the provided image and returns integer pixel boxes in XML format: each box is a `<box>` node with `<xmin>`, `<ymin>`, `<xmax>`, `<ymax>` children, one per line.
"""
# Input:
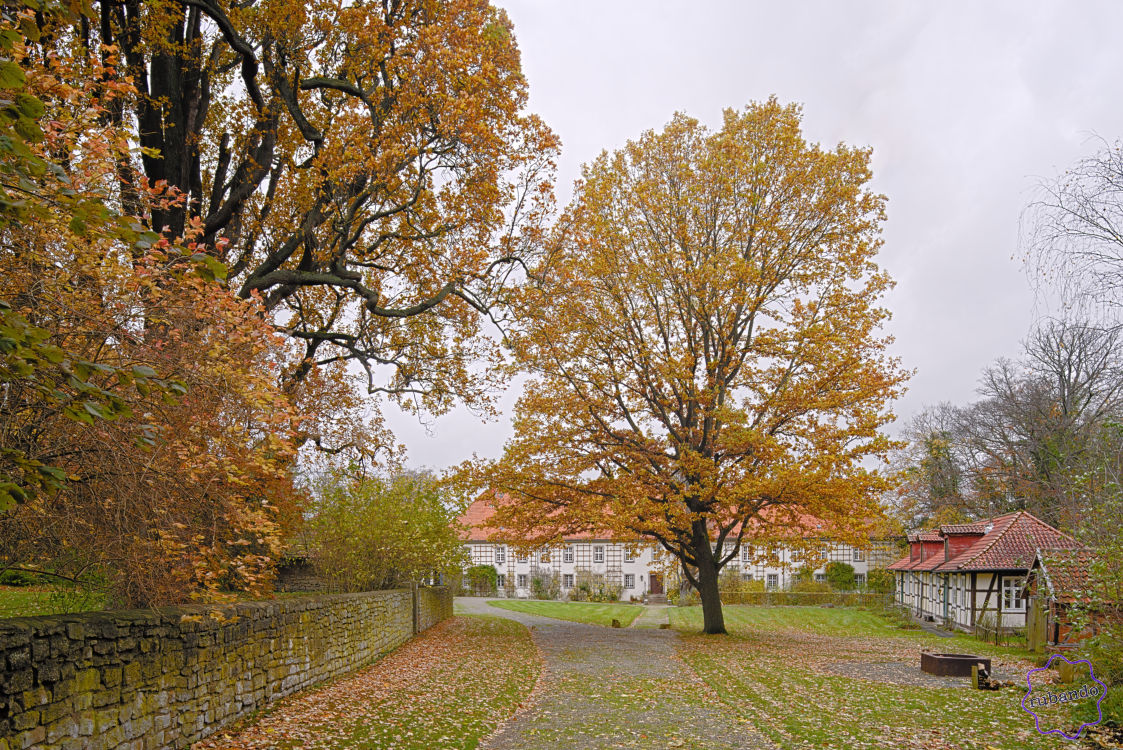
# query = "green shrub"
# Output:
<box><xmin>718</xmin><ymin>568</ymin><xmax>764</xmax><ymax>594</ymax></box>
<box><xmin>668</xmin><ymin>584</ymin><xmax>700</xmax><ymax>606</ymax></box>
<box><xmin>793</xmin><ymin>566</ymin><xmax>815</xmax><ymax>585</ymax></box>
<box><xmin>569</xmin><ymin>568</ymin><xmax>621</xmax><ymax>602</ymax></box>
<box><xmin>866</xmin><ymin>568</ymin><xmax>895</xmax><ymax>594</ymax></box>
<box><xmin>0</xmin><ymin>569</ymin><xmax>39</xmax><ymax>587</ymax></box>
<box><xmin>307</xmin><ymin>471</ymin><xmax>467</xmax><ymax>592</ymax></box>
<box><xmin>1071</xmin><ymin>629</ymin><xmax>1123</xmax><ymax>727</ymax></box>
<box><xmin>530</xmin><ymin>568</ymin><xmax>560</xmax><ymax>600</ymax></box>
<box><xmin>466</xmin><ymin>564</ymin><xmax>498</xmax><ymax>596</ymax></box>
<box><xmin>825</xmin><ymin>561</ymin><xmax>856</xmax><ymax>591</ymax></box>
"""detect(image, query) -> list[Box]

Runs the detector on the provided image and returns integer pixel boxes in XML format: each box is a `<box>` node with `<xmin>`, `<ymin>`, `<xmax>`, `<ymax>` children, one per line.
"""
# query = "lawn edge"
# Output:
<box><xmin>486</xmin><ymin>599</ymin><xmax>645</xmax><ymax>627</ymax></box>
<box><xmin>474</xmin><ymin>616</ymin><xmax>549</xmax><ymax>749</ymax></box>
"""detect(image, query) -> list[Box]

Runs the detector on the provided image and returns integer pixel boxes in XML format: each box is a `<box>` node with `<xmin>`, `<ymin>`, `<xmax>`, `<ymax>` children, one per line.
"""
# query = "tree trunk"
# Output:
<box><xmin>691</xmin><ymin>520</ymin><xmax>726</xmax><ymax>634</ymax></box>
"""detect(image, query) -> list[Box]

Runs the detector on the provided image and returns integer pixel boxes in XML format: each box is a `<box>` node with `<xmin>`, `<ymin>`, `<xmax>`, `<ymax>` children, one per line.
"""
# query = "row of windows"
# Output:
<box><xmin>901</xmin><ymin>573</ymin><xmax>1025</xmax><ymax>612</ymax></box>
<box><xmin>487</xmin><ymin>542</ymin><xmax>876</xmax><ymax>566</ymax></box>
<box><xmin>493</xmin><ymin>544</ymin><xmax>639</xmax><ymax>566</ymax></box>
<box><xmin>502</xmin><ymin>572</ymin><xmax>644</xmax><ymax>589</ymax></box>
<box><xmin>732</xmin><ymin>545</ymin><xmax>866</xmax><ymax>564</ymax></box>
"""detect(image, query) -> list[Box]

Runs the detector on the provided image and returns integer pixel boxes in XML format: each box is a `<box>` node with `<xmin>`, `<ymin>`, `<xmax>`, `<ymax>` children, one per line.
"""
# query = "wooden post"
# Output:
<box><xmin>970</xmin><ymin>572</ymin><xmax>977</xmax><ymax>628</ymax></box>
<box><xmin>971</xmin><ymin>664</ymin><xmax>980</xmax><ymax>690</ymax></box>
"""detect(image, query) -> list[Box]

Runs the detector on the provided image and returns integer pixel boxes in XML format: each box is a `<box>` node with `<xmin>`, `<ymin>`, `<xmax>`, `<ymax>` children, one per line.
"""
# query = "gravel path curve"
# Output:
<box><xmin>457</xmin><ymin>598</ymin><xmax>775</xmax><ymax>750</ymax></box>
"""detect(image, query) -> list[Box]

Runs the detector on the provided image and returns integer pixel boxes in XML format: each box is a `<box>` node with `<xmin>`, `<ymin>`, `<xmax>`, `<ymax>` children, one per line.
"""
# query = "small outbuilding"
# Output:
<box><xmin>1023</xmin><ymin>547</ymin><xmax>1118</xmax><ymax>652</ymax></box>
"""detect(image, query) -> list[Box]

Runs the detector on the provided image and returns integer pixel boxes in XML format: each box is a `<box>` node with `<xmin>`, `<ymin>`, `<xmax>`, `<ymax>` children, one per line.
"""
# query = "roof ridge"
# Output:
<box><xmin>1023</xmin><ymin>512</ymin><xmax>1079</xmax><ymax>545</ymax></box>
<box><xmin>954</xmin><ymin>511</ymin><xmax>1021</xmax><ymax>568</ymax></box>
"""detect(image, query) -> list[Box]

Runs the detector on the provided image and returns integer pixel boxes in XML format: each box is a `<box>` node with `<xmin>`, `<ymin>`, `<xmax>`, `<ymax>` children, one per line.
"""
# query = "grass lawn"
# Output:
<box><xmin>0</xmin><ymin>586</ymin><xmax>105</xmax><ymax>618</ymax></box>
<box><xmin>200</xmin><ymin>615</ymin><xmax>540</xmax><ymax>750</ymax></box>
<box><xmin>672</xmin><ymin>605</ymin><xmax>1087</xmax><ymax>750</ymax></box>
<box><xmin>488</xmin><ymin>599</ymin><xmax>644</xmax><ymax>627</ymax></box>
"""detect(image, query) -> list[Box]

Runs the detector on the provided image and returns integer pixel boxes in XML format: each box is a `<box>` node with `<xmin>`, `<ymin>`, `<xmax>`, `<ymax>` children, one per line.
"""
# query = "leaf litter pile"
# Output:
<box><xmin>197</xmin><ymin>615</ymin><xmax>540</xmax><ymax>750</ymax></box>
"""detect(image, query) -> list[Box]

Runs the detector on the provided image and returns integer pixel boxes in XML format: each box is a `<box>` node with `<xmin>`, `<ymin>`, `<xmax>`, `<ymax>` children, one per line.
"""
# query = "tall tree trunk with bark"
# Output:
<box><xmin>691</xmin><ymin>520</ymin><xmax>727</xmax><ymax>635</ymax></box>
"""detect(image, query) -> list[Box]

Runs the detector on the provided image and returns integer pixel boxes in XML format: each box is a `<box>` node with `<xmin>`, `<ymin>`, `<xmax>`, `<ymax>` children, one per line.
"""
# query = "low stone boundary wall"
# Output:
<box><xmin>415</xmin><ymin>586</ymin><xmax>453</xmax><ymax>632</ymax></box>
<box><xmin>0</xmin><ymin>586</ymin><xmax>452</xmax><ymax>750</ymax></box>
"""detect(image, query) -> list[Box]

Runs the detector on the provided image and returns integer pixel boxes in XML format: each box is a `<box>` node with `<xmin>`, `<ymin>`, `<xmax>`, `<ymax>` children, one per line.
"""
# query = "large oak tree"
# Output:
<box><xmin>53</xmin><ymin>0</ymin><xmax>557</xmax><ymax>444</ymax></box>
<box><xmin>476</xmin><ymin>100</ymin><xmax>907</xmax><ymax>634</ymax></box>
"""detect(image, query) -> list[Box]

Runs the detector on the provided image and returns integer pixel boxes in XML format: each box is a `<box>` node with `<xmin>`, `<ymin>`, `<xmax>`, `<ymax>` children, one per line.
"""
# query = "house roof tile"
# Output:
<box><xmin>887</xmin><ymin>555</ymin><xmax>913</xmax><ymax>571</ymax></box>
<box><xmin>940</xmin><ymin>522</ymin><xmax>988</xmax><ymax>535</ymax></box>
<box><xmin>1031</xmin><ymin>547</ymin><xmax>1109</xmax><ymax>604</ymax></box>
<box><xmin>933</xmin><ymin>511</ymin><xmax>1079</xmax><ymax>572</ymax></box>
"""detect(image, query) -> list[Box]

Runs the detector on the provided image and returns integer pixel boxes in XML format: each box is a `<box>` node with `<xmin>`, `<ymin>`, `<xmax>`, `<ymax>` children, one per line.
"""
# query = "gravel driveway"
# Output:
<box><xmin>456</xmin><ymin>598</ymin><xmax>775</xmax><ymax>750</ymax></box>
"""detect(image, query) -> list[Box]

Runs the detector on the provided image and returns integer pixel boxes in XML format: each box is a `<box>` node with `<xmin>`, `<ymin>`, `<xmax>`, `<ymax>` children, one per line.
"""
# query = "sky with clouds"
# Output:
<box><xmin>385</xmin><ymin>0</ymin><xmax>1123</xmax><ymax>471</ymax></box>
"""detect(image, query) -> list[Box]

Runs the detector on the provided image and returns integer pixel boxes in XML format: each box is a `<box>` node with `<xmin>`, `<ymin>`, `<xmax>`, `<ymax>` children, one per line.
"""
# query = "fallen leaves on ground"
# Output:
<box><xmin>196</xmin><ymin>615</ymin><xmax>540</xmax><ymax>750</ymax></box>
<box><xmin>674</xmin><ymin>606</ymin><xmax>1086</xmax><ymax>750</ymax></box>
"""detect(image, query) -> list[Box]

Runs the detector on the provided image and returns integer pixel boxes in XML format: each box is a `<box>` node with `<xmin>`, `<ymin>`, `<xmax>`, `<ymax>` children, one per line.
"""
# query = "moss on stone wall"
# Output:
<box><xmin>0</xmin><ymin>587</ymin><xmax>452</xmax><ymax>750</ymax></box>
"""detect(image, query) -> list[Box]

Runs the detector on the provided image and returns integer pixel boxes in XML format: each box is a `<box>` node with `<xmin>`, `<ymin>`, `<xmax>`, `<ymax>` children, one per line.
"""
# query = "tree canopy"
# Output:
<box><xmin>891</xmin><ymin>320</ymin><xmax>1123</xmax><ymax>531</ymax></box>
<box><xmin>305</xmin><ymin>471</ymin><xmax>467</xmax><ymax>592</ymax></box>
<box><xmin>469</xmin><ymin>100</ymin><xmax>908</xmax><ymax>634</ymax></box>
<box><xmin>0</xmin><ymin>0</ymin><xmax>553</xmax><ymax>606</ymax></box>
<box><xmin>48</xmin><ymin>0</ymin><xmax>557</xmax><ymax>451</ymax></box>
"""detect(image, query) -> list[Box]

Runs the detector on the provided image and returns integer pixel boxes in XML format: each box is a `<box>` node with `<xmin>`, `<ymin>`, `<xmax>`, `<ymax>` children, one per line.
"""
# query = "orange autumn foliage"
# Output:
<box><xmin>61</xmin><ymin>0</ymin><xmax>557</xmax><ymax>425</ymax></box>
<box><xmin>470</xmin><ymin>101</ymin><xmax>909</xmax><ymax>634</ymax></box>
<box><xmin>0</xmin><ymin>7</ymin><xmax>305</xmax><ymax>607</ymax></box>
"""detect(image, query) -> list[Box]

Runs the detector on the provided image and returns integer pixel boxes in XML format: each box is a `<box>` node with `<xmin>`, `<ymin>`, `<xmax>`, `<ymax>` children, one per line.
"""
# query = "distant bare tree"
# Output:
<box><xmin>890</xmin><ymin>404</ymin><xmax>971</xmax><ymax>527</ymax></box>
<box><xmin>892</xmin><ymin>321</ymin><xmax>1123</xmax><ymax>530</ymax></box>
<box><xmin>1023</xmin><ymin>138</ymin><xmax>1123</xmax><ymax>318</ymax></box>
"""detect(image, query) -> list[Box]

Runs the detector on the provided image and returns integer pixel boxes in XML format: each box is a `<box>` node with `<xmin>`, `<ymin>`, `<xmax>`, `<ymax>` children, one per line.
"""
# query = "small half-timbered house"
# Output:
<box><xmin>888</xmin><ymin>511</ymin><xmax>1081</xmax><ymax>633</ymax></box>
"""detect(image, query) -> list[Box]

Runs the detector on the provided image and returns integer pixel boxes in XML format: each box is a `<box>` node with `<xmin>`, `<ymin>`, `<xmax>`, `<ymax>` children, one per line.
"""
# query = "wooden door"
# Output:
<box><xmin>1027</xmin><ymin>597</ymin><xmax>1048</xmax><ymax>653</ymax></box>
<box><xmin>649</xmin><ymin>573</ymin><xmax>664</xmax><ymax>595</ymax></box>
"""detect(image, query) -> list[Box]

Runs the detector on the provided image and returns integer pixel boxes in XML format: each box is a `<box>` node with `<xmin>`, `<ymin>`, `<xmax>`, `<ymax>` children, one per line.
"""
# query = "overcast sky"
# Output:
<box><xmin>385</xmin><ymin>0</ymin><xmax>1123</xmax><ymax>471</ymax></box>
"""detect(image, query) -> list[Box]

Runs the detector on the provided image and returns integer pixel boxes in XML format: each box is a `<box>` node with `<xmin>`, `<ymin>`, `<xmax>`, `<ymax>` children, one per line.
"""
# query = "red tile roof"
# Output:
<box><xmin>911</xmin><ymin>554</ymin><xmax>949</xmax><ymax>572</ymax></box>
<box><xmin>934</xmin><ymin>511</ymin><xmax>1079</xmax><ymax>572</ymax></box>
<box><xmin>940</xmin><ymin>522</ymin><xmax>988</xmax><ymax>535</ymax></box>
<box><xmin>456</xmin><ymin>496</ymin><xmax>620</xmax><ymax>542</ymax></box>
<box><xmin>457</xmin><ymin>495</ymin><xmax>900</xmax><ymax>546</ymax></box>
<box><xmin>891</xmin><ymin>512</ymin><xmax>1080</xmax><ymax>576</ymax></box>
<box><xmin>1031</xmin><ymin>547</ymin><xmax>1109</xmax><ymax>604</ymax></box>
<box><xmin>458</xmin><ymin>497</ymin><xmax>500</xmax><ymax>541</ymax></box>
<box><xmin>886</xmin><ymin>555</ymin><xmax>913</xmax><ymax>571</ymax></box>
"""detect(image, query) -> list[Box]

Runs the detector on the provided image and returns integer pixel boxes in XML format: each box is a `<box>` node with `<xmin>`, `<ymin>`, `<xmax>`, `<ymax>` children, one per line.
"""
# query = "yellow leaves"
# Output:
<box><xmin>484</xmin><ymin>100</ymin><xmax>908</xmax><ymax>585</ymax></box>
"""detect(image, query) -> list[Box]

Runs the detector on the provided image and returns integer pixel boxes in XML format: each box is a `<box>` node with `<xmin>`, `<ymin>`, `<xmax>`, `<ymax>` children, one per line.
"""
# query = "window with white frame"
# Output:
<box><xmin>563</xmin><ymin>546</ymin><xmax>574</xmax><ymax>564</ymax></box>
<box><xmin>539</xmin><ymin>549</ymin><xmax>550</xmax><ymax>563</ymax></box>
<box><xmin>563</xmin><ymin>573</ymin><xmax>574</xmax><ymax>588</ymax></box>
<box><xmin>1002</xmin><ymin>577</ymin><xmax>1025</xmax><ymax>611</ymax></box>
<box><xmin>852</xmin><ymin>548</ymin><xmax>865</xmax><ymax>563</ymax></box>
<box><xmin>495</xmin><ymin>545</ymin><xmax>505</xmax><ymax>565</ymax></box>
<box><xmin>854</xmin><ymin>573</ymin><xmax>865</xmax><ymax>587</ymax></box>
<box><xmin>594</xmin><ymin>545</ymin><xmax>605</xmax><ymax>564</ymax></box>
<box><xmin>814</xmin><ymin>573</ymin><xmax>826</xmax><ymax>583</ymax></box>
<box><xmin>741</xmin><ymin>545</ymin><xmax>753</xmax><ymax>563</ymax></box>
<box><xmin>497</xmin><ymin>574</ymin><xmax>506</xmax><ymax>588</ymax></box>
<box><xmin>623</xmin><ymin>547</ymin><xmax>635</xmax><ymax>563</ymax></box>
<box><xmin>624</xmin><ymin>573</ymin><xmax>635</xmax><ymax>588</ymax></box>
<box><xmin>766</xmin><ymin>573</ymin><xmax>779</xmax><ymax>590</ymax></box>
<box><xmin>517</xmin><ymin>574</ymin><xmax>528</xmax><ymax>588</ymax></box>
<box><xmin>517</xmin><ymin>551</ymin><xmax>527</xmax><ymax>563</ymax></box>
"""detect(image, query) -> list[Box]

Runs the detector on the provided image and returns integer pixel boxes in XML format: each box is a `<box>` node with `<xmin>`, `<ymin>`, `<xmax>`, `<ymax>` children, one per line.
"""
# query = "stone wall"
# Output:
<box><xmin>415</xmin><ymin>586</ymin><xmax>453</xmax><ymax>632</ymax></box>
<box><xmin>273</xmin><ymin>561</ymin><xmax>327</xmax><ymax>593</ymax></box>
<box><xmin>0</xmin><ymin>587</ymin><xmax>452</xmax><ymax>750</ymax></box>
